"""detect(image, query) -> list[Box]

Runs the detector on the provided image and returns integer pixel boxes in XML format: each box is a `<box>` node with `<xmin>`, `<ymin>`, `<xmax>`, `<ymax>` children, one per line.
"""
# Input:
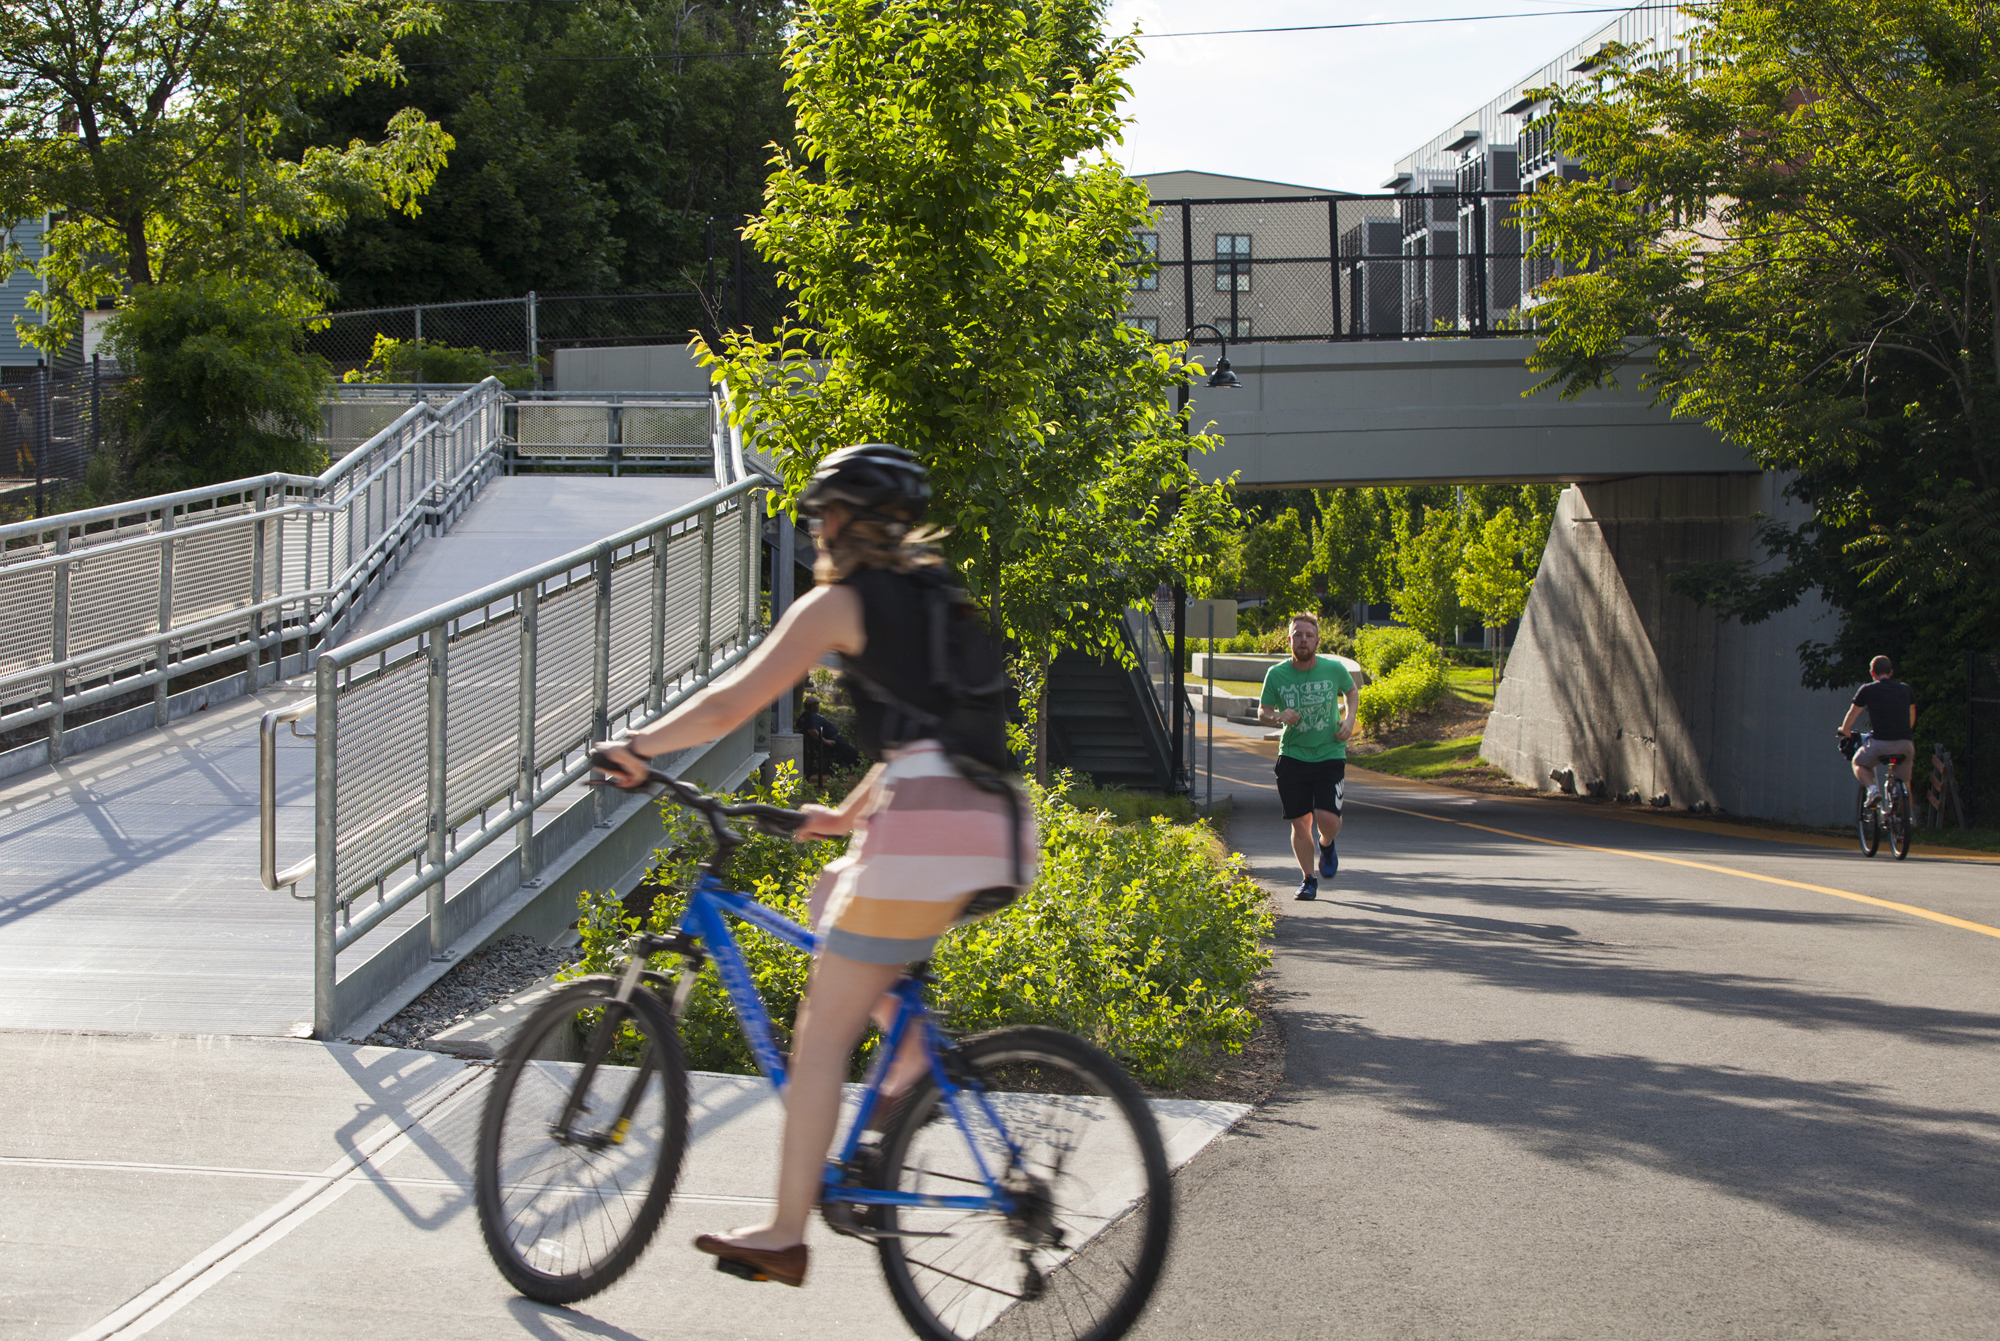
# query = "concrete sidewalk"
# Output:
<box><xmin>1</xmin><ymin>1029</ymin><xmax>1244</xmax><ymax>1340</ymax></box>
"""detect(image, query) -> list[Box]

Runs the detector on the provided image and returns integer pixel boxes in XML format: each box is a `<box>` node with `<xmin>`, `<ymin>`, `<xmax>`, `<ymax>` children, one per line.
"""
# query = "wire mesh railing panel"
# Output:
<box><xmin>515</xmin><ymin>406</ymin><xmax>612</xmax><ymax>449</ymax></box>
<box><xmin>334</xmin><ymin>657</ymin><xmax>430</xmax><ymax>903</ymax></box>
<box><xmin>65</xmin><ymin>541</ymin><xmax>166</xmax><ymax>680</ymax></box>
<box><xmin>532</xmin><ymin>579</ymin><xmax>597</xmax><ymax>760</ymax></box>
<box><xmin>444</xmin><ymin>613</ymin><xmax>523</xmax><ymax>827</ymax></box>
<box><xmin>606</xmin><ymin>550</ymin><xmax>655</xmax><ymax>719</ymax></box>
<box><xmin>620</xmin><ymin>405</ymin><xmax>712</xmax><ymax>454</ymax></box>
<box><xmin>0</xmin><ymin>566</ymin><xmax>54</xmax><ymax>682</ymax></box>
<box><xmin>661</xmin><ymin>527</ymin><xmax>703</xmax><ymax>680</ymax></box>
<box><xmin>710</xmin><ymin>499</ymin><xmax>750</xmax><ymax>654</ymax></box>
<box><xmin>169</xmin><ymin>524</ymin><xmax>258</xmax><ymax>628</ymax></box>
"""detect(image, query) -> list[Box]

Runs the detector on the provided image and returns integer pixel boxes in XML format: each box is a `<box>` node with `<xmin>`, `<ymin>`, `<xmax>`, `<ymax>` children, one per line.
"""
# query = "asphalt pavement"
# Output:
<box><xmin>1129</xmin><ymin>734</ymin><xmax>2000</xmax><ymax>1339</ymax></box>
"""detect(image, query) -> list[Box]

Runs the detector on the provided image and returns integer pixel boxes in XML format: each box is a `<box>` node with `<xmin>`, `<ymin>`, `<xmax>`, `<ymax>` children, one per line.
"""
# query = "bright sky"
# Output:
<box><xmin>1103</xmin><ymin>0</ymin><xmax>1632</xmax><ymax>192</ymax></box>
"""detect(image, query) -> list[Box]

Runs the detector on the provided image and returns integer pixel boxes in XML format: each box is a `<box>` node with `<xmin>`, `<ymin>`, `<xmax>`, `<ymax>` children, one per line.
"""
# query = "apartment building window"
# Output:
<box><xmin>1124</xmin><ymin>315</ymin><xmax>1159</xmax><ymax>337</ymax></box>
<box><xmin>1130</xmin><ymin>232</ymin><xmax>1159</xmax><ymax>290</ymax></box>
<box><xmin>1210</xmin><ymin>317</ymin><xmax>1251</xmax><ymax>339</ymax></box>
<box><xmin>1214</xmin><ymin>234</ymin><xmax>1251</xmax><ymax>292</ymax></box>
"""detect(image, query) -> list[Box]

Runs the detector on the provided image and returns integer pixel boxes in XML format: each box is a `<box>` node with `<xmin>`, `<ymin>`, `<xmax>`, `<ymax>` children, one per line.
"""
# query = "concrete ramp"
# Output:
<box><xmin>345</xmin><ymin>477</ymin><xmax>719</xmax><ymax>643</ymax></box>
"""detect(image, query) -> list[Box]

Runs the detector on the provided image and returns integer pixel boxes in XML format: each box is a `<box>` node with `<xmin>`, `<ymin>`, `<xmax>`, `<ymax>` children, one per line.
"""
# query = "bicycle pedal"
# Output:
<box><xmin>714</xmin><ymin>1256</ymin><xmax>768</xmax><ymax>1282</ymax></box>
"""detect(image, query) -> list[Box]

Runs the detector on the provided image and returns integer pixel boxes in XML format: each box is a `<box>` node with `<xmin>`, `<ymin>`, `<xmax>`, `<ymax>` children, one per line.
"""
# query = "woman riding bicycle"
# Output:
<box><xmin>593</xmin><ymin>443</ymin><xmax>1036</xmax><ymax>1289</ymax></box>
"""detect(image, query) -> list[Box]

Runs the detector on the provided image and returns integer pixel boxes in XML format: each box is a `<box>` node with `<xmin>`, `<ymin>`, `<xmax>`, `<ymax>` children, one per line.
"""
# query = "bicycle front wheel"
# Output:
<box><xmin>475</xmin><ymin>976</ymin><xmax>688</xmax><ymax>1303</ymax></box>
<box><xmin>874</xmin><ymin>1026</ymin><xmax>1172</xmax><ymax>1341</ymax></box>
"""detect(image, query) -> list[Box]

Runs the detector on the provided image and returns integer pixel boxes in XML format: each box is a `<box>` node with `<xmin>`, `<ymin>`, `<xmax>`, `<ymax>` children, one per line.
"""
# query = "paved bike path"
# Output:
<box><xmin>0</xmin><ymin>1028</ymin><xmax>1244</xmax><ymax>1339</ymax></box>
<box><xmin>1126</xmin><ymin>737</ymin><xmax>2000</xmax><ymax>1340</ymax></box>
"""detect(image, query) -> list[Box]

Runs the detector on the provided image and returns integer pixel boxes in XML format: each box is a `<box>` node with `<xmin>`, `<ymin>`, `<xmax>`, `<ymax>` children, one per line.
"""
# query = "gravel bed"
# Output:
<box><xmin>363</xmin><ymin>934</ymin><xmax>578</xmax><ymax>1048</ymax></box>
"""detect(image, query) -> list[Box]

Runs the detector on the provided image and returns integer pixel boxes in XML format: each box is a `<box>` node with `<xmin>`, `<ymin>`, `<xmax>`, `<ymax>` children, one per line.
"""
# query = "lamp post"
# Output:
<box><xmin>1172</xmin><ymin>323</ymin><xmax>1240</xmax><ymax>792</ymax></box>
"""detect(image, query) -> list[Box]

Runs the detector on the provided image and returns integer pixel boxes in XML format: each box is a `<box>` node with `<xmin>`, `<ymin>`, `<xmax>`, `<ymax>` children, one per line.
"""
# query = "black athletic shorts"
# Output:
<box><xmin>1275</xmin><ymin>755</ymin><xmax>1345</xmax><ymax>821</ymax></box>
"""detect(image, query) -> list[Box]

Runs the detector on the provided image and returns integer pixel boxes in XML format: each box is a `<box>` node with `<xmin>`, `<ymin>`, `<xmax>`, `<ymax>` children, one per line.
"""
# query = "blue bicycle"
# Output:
<box><xmin>473</xmin><ymin>766</ymin><xmax>1173</xmax><ymax>1341</ymax></box>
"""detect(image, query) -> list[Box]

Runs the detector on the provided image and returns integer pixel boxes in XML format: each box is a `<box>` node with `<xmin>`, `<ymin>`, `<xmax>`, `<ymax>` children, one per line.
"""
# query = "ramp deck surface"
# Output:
<box><xmin>0</xmin><ymin>478</ymin><xmax>716</xmax><ymax>1038</ymax></box>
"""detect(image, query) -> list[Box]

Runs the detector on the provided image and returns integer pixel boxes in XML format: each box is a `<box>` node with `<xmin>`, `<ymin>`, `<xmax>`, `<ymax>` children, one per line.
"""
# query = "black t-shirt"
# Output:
<box><xmin>799</xmin><ymin>711</ymin><xmax>840</xmax><ymax>744</ymax></box>
<box><xmin>1851</xmin><ymin>679</ymin><xmax>1914</xmax><ymax>741</ymax></box>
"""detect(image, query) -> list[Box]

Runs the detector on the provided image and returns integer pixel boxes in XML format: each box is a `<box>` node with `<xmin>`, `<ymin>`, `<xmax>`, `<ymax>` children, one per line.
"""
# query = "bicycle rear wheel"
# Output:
<box><xmin>1889</xmin><ymin>783</ymin><xmax>1911</xmax><ymax>859</ymax></box>
<box><xmin>873</xmin><ymin>1025</ymin><xmax>1172</xmax><ymax>1341</ymax></box>
<box><xmin>475</xmin><ymin>976</ymin><xmax>688</xmax><ymax>1303</ymax></box>
<box><xmin>1856</xmin><ymin>787</ymin><xmax>1880</xmax><ymax>857</ymax></box>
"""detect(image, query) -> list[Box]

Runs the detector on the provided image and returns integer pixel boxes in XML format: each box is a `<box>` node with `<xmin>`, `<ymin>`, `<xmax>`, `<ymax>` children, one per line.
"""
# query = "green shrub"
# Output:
<box><xmin>1355</xmin><ymin>624</ymin><xmax>1433</xmax><ymax>678</ymax></box>
<box><xmin>106</xmin><ymin>276</ymin><xmax>329</xmax><ymax>492</ymax></box>
<box><xmin>343</xmin><ymin>334</ymin><xmax>536</xmax><ymax>389</ymax></box>
<box><xmin>569</xmin><ymin>763</ymin><xmax>1271</xmax><ymax>1088</ymax></box>
<box><xmin>1356</xmin><ymin>642</ymin><xmax>1449</xmax><ymax>733</ymax></box>
<box><xmin>1060</xmin><ymin>782</ymin><xmax>1196</xmax><ymax>827</ymax></box>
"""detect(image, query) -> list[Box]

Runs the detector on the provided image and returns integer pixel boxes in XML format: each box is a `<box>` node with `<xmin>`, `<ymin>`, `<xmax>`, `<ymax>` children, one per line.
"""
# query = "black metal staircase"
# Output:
<box><xmin>1045</xmin><ymin>606</ymin><xmax>1193</xmax><ymax>792</ymax></box>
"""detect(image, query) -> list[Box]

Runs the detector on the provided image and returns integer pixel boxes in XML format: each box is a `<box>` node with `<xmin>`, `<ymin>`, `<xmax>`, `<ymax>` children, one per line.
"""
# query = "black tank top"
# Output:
<box><xmin>838</xmin><ymin>566</ymin><xmax>956</xmax><ymax>760</ymax></box>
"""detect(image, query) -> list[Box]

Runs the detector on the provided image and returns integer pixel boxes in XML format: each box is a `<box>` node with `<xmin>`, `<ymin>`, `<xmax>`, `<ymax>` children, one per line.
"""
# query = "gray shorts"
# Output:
<box><xmin>1854</xmin><ymin>737</ymin><xmax>1914</xmax><ymax>772</ymax></box>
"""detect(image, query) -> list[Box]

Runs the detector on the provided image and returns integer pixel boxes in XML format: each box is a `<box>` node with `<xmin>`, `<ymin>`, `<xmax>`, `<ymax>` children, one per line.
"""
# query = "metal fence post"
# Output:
<box><xmin>90</xmin><ymin>355</ymin><xmax>101</xmax><ymax>463</ymax></box>
<box><xmin>155</xmin><ymin>509</ymin><xmax>175</xmax><ymax>726</ymax></box>
<box><xmin>1472</xmin><ymin>195</ymin><xmax>1490</xmax><ymax>335</ymax></box>
<box><xmin>426</xmin><ymin>624</ymin><xmax>450</xmax><ymax>958</ymax></box>
<box><xmin>247</xmin><ymin>484</ymin><xmax>268</xmax><ymax>689</ymax></box>
<box><xmin>516</xmin><ymin>589</ymin><xmax>541</xmax><ymax>886</ymax></box>
<box><xmin>591</xmin><ymin>546</ymin><xmax>613</xmax><ymax>825</ymax></box>
<box><xmin>697</xmin><ymin>504</ymin><xmax>716</xmax><ymax>679</ymax></box>
<box><xmin>47</xmin><ymin>525</ymin><xmax>69</xmax><ymax>762</ymax></box>
<box><xmin>33</xmin><ymin>368</ymin><xmax>47</xmax><ymax>517</ymax></box>
<box><xmin>1180</xmin><ymin>200</ymin><xmax>1195</xmax><ymax>347</ymax></box>
<box><xmin>313</xmin><ymin>657</ymin><xmax>340</xmax><ymax>1038</ymax></box>
<box><xmin>648</xmin><ymin>526</ymin><xmax>668</xmax><ymax>715</ymax></box>
<box><xmin>1329</xmin><ymin>197</ymin><xmax>1343</xmax><ymax>341</ymax></box>
<box><xmin>526</xmin><ymin>291</ymin><xmax>541</xmax><ymax>391</ymax></box>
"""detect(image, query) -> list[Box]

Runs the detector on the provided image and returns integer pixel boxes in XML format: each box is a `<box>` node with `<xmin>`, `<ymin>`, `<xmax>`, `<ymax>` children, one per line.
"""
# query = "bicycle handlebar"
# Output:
<box><xmin>586</xmin><ymin>747</ymin><xmax>809</xmax><ymax>842</ymax></box>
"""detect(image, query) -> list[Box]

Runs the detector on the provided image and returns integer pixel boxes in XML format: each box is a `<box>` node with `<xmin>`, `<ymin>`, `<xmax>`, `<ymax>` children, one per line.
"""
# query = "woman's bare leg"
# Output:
<box><xmin>715</xmin><ymin>950</ymin><xmax>904</xmax><ymax>1251</ymax></box>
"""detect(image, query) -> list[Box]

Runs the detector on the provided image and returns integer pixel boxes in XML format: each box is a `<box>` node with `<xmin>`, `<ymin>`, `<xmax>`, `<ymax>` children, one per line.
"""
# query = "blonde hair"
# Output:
<box><xmin>1288</xmin><ymin>611</ymin><xmax>1320</xmax><ymax>630</ymax></box>
<box><xmin>812</xmin><ymin>505</ymin><xmax>946</xmax><ymax>583</ymax></box>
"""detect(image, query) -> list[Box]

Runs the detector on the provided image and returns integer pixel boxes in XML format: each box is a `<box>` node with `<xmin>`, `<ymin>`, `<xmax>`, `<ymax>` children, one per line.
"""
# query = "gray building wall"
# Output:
<box><xmin>1481</xmin><ymin>476</ymin><xmax>1855</xmax><ymax>826</ymax></box>
<box><xmin>553</xmin><ymin>343</ymin><xmax>712</xmax><ymax>394</ymax></box>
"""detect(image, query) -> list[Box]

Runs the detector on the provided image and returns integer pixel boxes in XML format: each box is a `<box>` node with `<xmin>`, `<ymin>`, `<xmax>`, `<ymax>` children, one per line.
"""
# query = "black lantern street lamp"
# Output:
<box><xmin>1171</xmin><ymin>323</ymin><xmax>1240</xmax><ymax>791</ymax></box>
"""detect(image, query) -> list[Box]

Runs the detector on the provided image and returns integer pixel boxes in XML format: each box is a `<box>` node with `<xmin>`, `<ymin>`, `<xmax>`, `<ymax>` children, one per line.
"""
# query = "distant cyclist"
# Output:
<box><xmin>1839</xmin><ymin>655</ymin><xmax>1917</xmax><ymax>807</ymax></box>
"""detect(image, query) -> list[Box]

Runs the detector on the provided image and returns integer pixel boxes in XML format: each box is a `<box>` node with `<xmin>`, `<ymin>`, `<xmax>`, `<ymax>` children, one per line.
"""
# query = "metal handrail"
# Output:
<box><xmin>261</xmin><ymin>701</ymin><xmax>318</xmax><ymax>895</ymax></box>
<box><xmin>301</xmin><ymin>470</ymin><xmax>764</xmax><ymax>1037</ymax></box>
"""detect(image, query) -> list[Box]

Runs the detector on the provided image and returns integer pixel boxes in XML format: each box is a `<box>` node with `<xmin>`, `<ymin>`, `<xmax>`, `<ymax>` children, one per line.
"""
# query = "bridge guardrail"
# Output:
<box><xmin>0</xmin><ymin>379</ymin><xmax>508</xmax><ymax>760</ymax></box>
<box><xmin>272</xmin><ymin>473</ymin><xmax>761</xmax><ymax>1038</ymax></box>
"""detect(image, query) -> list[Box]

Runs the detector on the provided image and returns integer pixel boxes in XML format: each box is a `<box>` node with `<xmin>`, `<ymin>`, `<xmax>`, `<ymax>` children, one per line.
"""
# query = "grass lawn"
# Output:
<box><xmin>1447</xmin><ymin>666</ymin><xmax>1496</xmax><ymax>705</ymax></box>
<box><xmin>1350</xmin><ymin>737</ymin><xmax>1497</xmax><ymax>781</ymax></box>
<box><xmin>1202</xmin><ymin>678</ymin><xmax>1266</xmax><ymax>699</ymax></box>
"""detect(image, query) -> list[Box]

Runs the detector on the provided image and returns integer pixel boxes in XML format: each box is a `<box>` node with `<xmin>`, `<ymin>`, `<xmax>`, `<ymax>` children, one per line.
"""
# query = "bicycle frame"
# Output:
<box><xmin>671</xmin><ymin>871</ymin><xmax>1020</xmax><ymax>1217</ymax></box>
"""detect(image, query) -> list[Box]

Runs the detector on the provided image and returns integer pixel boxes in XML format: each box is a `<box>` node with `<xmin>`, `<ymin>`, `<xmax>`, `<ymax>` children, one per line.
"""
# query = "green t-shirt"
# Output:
<box><xmin>1260</xmin><ymin>655</ymin><xmax>1357</xmax><ymax>762</ymax></box>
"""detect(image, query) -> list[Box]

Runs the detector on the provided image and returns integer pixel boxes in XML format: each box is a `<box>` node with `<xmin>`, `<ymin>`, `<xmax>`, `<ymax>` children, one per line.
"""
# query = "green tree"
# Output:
<box><xmin>1392</xmin><ymin>503</ymin><xmax>1463</xmax><ymax>646</ymax></box>
<box><xmin>702</xmin><ymin>0</ymin><xmax>1235</xmax><ymax>743</ymax></box>
<box><xmin>293</xmin><ymin>0</ymin><xmax>791</xmax><ymax>304</ymax></box>
<box><xmin>1241</xmin><ymin>508</ymin><xmax>1313</xmax><ymax>618</ymax></box>
<box><xmin>1523</xmin><ymin>0</ymin><xmax>2000</xmax><ymax>739</ymax></box>
<box><xmin>1311</xmin><ymin>487</ymin><xmax>1395</xmax><ymax>619</ymax></box>
<box><xmin>0</xmin><ymin>0</ymin><xmax>452</xmax><ymax>350</ymax></box>
<box><xmin>1456</xmin><ymin>506</ymin><xmax>1537</xmax><ymax>677</ymax></box>
<box><xmin>108</xmin><ymin>276</ymin><xmax>328</xmax><ymax>491</ymax></box>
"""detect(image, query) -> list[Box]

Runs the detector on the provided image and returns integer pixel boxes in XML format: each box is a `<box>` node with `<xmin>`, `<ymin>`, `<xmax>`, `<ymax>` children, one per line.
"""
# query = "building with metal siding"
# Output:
<box><xmin>0</xmin><ymin>215</ymin><xmax>50</xmax><ymax>375</ymax></box>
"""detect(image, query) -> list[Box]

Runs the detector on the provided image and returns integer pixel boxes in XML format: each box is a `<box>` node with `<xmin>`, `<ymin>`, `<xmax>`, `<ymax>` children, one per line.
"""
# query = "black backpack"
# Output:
<box><xmin>839</xmin><ymin>564</ymin><xmax>1015</xmax><ymax>778</ymax></box>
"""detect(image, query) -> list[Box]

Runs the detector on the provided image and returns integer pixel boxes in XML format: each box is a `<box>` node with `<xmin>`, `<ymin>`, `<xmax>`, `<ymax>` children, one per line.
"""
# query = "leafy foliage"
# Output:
<box><xmin>1355</xmin><ymin>625</ymin><xmax>1435</xmax><ymax>679</ymax></box>
<box><xmin>1390</xmin><ymin>505</ymin><xmax>1464</xmax><ymax>645</ymax></box>
<box><xmin>1355</xmin><ymin>641</ymin><xmax>1449</xmax><ymax>734</ymax></box>
<box><xmin>343</xmin><ymin>334</ymin><xmax>534</xmax><ymax>388</ymax></box>
<box><xmin>569</xmin><ymin>764</ymin><xmax>1270</xmax><ymax>1087</ymax></box>
<box><xmin>1238</xmin><ymin>507</ymin><xmax>1314</xmax><ymax>618</ymax></box>
<box><xmin>293</xmin><ymin>0</ymin><xmax>791</xmax><ymax>304</ymax></box>
<box><xmin>0</xmin><ymin>0</ymin><xmax>452</xmax><ymax>347</ymax></box>
<box><xmin>698</xmin><ymin>0</ymin><xmax>1237</xmax><ymax>676</ymax></box>
<box><xmin>106</xmin><ymin>277</ymin><xmax>328</xmax><ymax>491</ymax></box>
<box><xmin>1456</xmin><ymin>506</ymin><xmax>1542</xmax><ymax>670</ymax></box>
<box><xmin>1523</xmin><ymin>0</ymin><xmax>2000</xmax><ymax>734</ymax></box>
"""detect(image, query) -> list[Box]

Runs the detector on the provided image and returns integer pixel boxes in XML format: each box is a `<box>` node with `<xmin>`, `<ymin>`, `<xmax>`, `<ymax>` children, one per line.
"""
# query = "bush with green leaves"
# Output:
<box><xmin>1356</xmin><ymin>641</ymin><xmax>1449</xmax><ymax>734</ymax></box>
<box><xmin>105</xmin><ymin>276</ymin><xmax>329</xmax><ymax>492</ymax></box>
<box><xmin>569</xmin><ymin>763</ymin><xmax>1271</xmax><ymax>1088</ymax></box>
<box><xmin>1355</xmin><ymin>625</ymin><xmax>1433</xmax><ymax>679</ymax></box>
<box><xmin>343</xmin><ymin>335</ymin><xmax>534</xmax><ymax>389</ymax></box>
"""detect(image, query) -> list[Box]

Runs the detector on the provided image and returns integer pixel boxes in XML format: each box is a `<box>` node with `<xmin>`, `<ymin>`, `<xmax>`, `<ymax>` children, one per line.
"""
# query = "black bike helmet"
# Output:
<box><xmin>796</xmin><ymin>442</ymin><xmax>931</xmax><ymax>523</ymax></box>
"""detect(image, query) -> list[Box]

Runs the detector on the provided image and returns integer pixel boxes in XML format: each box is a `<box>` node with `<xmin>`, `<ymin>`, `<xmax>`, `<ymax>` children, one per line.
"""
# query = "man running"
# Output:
<box><xmin>1839</xmin><ymin>654</ymin><xmax>1917</xmax><ymax>806</ymax></box>
<box><xmin>1258</xmin><ymin>612</ymin><xmax>1360</xmax><ymax>901</ymax></box>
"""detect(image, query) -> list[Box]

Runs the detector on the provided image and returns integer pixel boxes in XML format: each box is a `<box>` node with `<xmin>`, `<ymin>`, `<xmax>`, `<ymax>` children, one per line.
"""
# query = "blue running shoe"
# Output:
<box><xmin>1318</xmin><ymin>839</ymin><xmax>1338</xmax><ymax>879</ymax></box>
<box><xmin>1295</xmin><ymin>876</ymin><xmax>1318</xmax><ymax>901</ymax></box>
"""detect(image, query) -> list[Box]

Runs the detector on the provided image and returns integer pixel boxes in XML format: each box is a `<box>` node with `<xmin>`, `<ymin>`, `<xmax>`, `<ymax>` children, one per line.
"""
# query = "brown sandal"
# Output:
<box><xmin>693</xmin><ymin>1234</ymin><xmax>808</xmax><ymax>1287</ymax></box>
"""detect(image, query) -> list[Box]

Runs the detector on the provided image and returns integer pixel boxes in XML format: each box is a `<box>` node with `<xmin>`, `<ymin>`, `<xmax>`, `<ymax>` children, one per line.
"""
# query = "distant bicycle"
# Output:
<box><xmin>1846</xmin><ymin>734</ymin><xmax>1912</xmax><ymax>860</ymax></box>
<box><xmin>472</xmin><ymin>762</ymin><xmax>1173</xmax><ymax>1341</ymax></box>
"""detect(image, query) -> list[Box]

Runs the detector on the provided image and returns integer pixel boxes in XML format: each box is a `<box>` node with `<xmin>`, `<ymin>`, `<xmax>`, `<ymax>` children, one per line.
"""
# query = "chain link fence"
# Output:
<box><xmin>0</xmin><ymin>361</ymin><xmax>130</xmax><ymax>518</ymax></box>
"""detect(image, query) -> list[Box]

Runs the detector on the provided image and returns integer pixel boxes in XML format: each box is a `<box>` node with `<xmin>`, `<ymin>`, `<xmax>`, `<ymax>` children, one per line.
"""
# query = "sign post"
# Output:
<box><xmin>1185</xmin><ymin>599</ymin><xmax>1238</xmax><ymax>812</ymax></box>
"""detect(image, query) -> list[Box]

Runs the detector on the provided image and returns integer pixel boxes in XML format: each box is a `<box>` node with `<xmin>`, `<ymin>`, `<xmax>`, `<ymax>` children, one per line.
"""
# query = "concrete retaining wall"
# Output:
<box><xmin>1481</xmin><ymin>476</ymin><xmax>1854</xmax><ymax>826</ymax></box>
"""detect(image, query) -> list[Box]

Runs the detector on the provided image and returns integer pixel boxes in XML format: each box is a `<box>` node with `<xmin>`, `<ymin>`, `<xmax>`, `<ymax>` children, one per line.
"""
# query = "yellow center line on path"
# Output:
<box><xmin>1348</xmin><ymin>796</ymin><xmax>2000</xmax><ymax>943</ymax></box>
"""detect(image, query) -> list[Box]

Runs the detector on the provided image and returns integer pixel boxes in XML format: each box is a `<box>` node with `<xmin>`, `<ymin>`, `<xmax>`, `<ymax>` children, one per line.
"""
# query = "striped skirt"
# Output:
<box><xmin>810</xmin><ymin>741</ymin><xmax>1039</xmax><ymax>965</ymax></box>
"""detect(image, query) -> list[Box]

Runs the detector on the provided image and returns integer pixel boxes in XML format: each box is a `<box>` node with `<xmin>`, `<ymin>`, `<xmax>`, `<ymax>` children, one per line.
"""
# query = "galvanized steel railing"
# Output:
<box><xmin>0</xmin><ymin>379</ymin><xmax>509</xmax><ymax>760</ymax></box>
<box><xmin>268</xmin><ymin>473</ymin><xmax>763</xmax><ymax>1037</ymax></box>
